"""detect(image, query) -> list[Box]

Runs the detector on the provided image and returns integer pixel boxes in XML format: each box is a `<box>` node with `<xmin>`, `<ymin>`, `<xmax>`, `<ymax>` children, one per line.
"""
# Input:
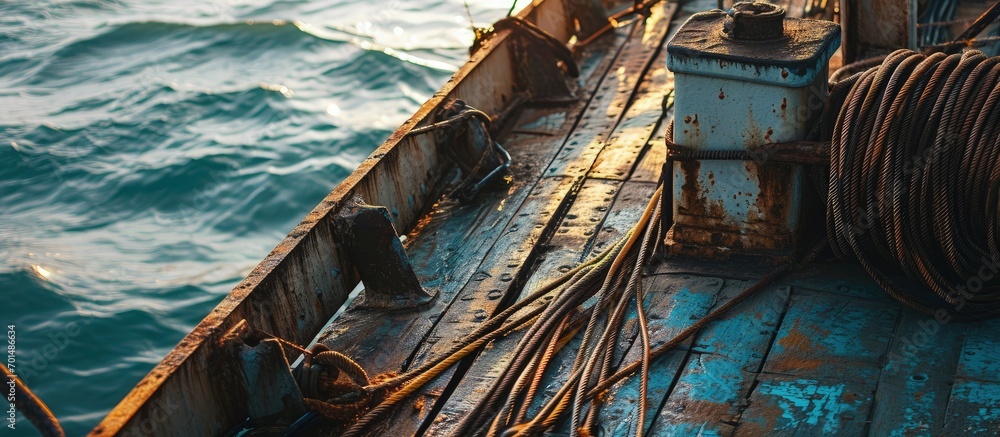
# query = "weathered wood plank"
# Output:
<box><xmin>737</xmin><ymin>375</ymin><xmax>873</xmax><ymax>436</ymax></box>
<box><xmin>418</xmin><ymin>178</ymin><xmax>628</xmax><ymax>435</ymax></box>
<box><xmin>585</xmin><ymin>181</ymin><xmax>658</xmax><ymax>261</ymax></box>
<box><xmin>869</xmin><ymin>309</ymin><xmax>966</xmax><ymax>436</ymax></box>
<box><xmin>735</xmin><ymin>289</ymin><xmax>899</xmax><ymax>435</ymax></box>
<box><xmin>381</xmin><ymin>3</ymin><xmax>680</xmax><ymax>433</ymax></box>
<box><xmin>588</xmin><ymin>46</ymin><xmax>672</xmax><ymax>181</ymax></box>
<box><xmin>954</xmin><ymin>318</ymin><xmax>1000</xmax><ymax>382</ymax></box>
<box><xmin>942</xmin><ymin>379</ymin><xmax>1000</xmax><ymax>435</ymax></box>
<box><xmin>594</xmin><ymin>275</ymin><xmax>726</xmax><ymax>437</ymax></box>
<box><xmin>544</xmin><ymin>1</ymin><xmax>678</xmax><ymax>180</ymax></box>
<box><xmin>355</xmin><ymin>33</ymin><xmax>637</xmax><ymax>437</ymax></box>
<box><xmin>628</xmin><ymin>121</ymin><xmax>667</xmax><ymax>184</ymax></box>
<box><xmin>941</xmin><ymin>318</ymin><xmax>1000</xmax><ymax>435</ymax></box>
<box><xmin>314</xmin><ymin>105</ymin><xmax>582</xmax><ymax>379</ymax></box>
<box><xmin>779</xmin><ymin>262</ymin><xmax>893</xmax><ymax>302</ymax></box>
<box><xmin>760</xmin><ymin>289</ymin><xmax>898</xmax><ymax>376</ymax></box>
<box><xmin>309</xmin><ymin>0</ymin><xmax>630</xmax><ymax>389</ymax></box>
<box><xmin>642</xmin><ymin>281</ymin><xmax>790</xmax><ymax>437</ymax></box>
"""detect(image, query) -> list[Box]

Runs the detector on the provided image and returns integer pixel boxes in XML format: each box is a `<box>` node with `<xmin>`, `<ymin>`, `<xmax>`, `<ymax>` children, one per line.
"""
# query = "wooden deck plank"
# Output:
<box><xmin>588</xmin><ymin>46</ymin><xmax>673</xmax><ymax>181</ymax></box>
<box><xmin>779</xmin><ymin>262</ymin><xmax>894</xmax><ymax>302</ymax></box>
<box><xmin>643</xmin><ymin>281</ymin><xmax>790</xmax><ymax>437</ymax></box>
<box><xmin>419</xmin><ymin>178</ymin><xmax>629</xmax><ymax>435</ymax></box>
<box><xmin>383</xmin><ymin>3</ymin><xmax>681</xmax><ymax>433</ymax></box>
<box><xmin>954</xmin><ymin>318</ymin><xmax>1000</xmax><ymax>382</ymax></box>
<box><xmin>628</xmin><ymin>116</ymin><xmax>669</xmax><ymax>184</ymax></box>
<box><xmin>544</xmin><ymin>1</ymin><xmax>678</xmax><ymax>180</ymax></box>
<box><xmin>584</xmin><ymin>181</ymin><xmax>658</xmax><ymax>261</ymax></box>
<box><xmin>941</xmin><ymin>318</ymin><xmax>1000</xmax><ymax>435</ymax></box>
<box><xmin>761</xmin><ymin>289</ymin><xmax>898</xmax><ymax>377</ymax></box>
<box><xmin>869</xmin><ymin>309</ymin><xmax>967</xmax><ymax>436</ymax></box>
<box><xmin>941</xmin><ymin>379</ymin><xmax>1000</xmax><ymax>435</ymax></box>
<box><xmin>737</xmin><ymin>375</ymin><xmax>873</xmax><ymax>436</ymax></box>
<box><xmin>593</xmin><ymin>274</ymin><xmax>727</xmax><ymax>436</ymax></box>
<box><xmin>309</xmin><ymin>21</ymin><xmax>630</xmax><ymax>384</ymax></box>
<box><xmin>524</xmin><ymin>178</ymin><xmax>623</xmax><ymax>291</ymax></box>
<box><xmin>734</xmin><ymin>289</ymin><xmax>899</xmax><ymax>435</ymax></box>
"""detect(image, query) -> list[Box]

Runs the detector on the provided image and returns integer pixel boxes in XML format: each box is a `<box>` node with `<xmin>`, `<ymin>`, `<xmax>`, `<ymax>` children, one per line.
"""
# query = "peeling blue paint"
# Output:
<box><xmin>766</xmin><ymin>290</ymin><xmax>896</xmax><ymax>374</ymax></box>
<box><xmin>946</xmin><ymin>379</ymin><xmax>1000</xmax><ymax>434</ymax></box>
<box><xmin>886</xmin><ymin>379</ymin><xmax>936</xmax><ymax>436</ymax></box>
<box><xmin>755</xmin><ymin>379</ymin><xmax>862</xmax><ymax>435</ymax></box>
<box><xmin>957</xmin><ymin>319</ymin><xmax>1000</xmax><ymax>381</ymax></box>
<box><xmin>674</xmin><ymin>354</ymin><xmax>746</xmax><ymax>404</ymax></box>
<box><xmin>661</xmin><ymin>285</ymin><xmax>720</xmax><ymax>331</ymax></box>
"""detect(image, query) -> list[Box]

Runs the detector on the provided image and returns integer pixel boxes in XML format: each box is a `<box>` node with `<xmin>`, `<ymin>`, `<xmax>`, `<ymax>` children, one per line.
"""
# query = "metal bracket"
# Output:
<box><xmin>237</xmin><ymin>338</ymin><xmax>307</xmax><ymax>425</ymax></box>
<box><xmin>336</xmin><ymin>203</ymin><xmax>434</xmax><ymax>310</ymax></box>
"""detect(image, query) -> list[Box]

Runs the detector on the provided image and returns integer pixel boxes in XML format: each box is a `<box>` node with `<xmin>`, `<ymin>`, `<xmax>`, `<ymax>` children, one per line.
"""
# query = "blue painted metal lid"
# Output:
<box><xmin>667</xmin><ymin>8</ymin><xmax>841</xmax><ymax>87</ymax></box>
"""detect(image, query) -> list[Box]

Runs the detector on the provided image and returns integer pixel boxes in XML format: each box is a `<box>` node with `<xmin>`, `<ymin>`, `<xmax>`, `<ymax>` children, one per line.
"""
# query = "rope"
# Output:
<box><xmin>827</xmin><ymin>48</ymin><xmax>1000</xmax><ymax>321</ymax></box>
<box><xmin>406</xmin><ymin>100</ymin><xmax>513</xmax><ymax>203</ymax></box>
<box><xmin>1</xmin><ymin>365</ymin><xmax>65</xmax><ymax>437</ymax></box>
<box><xmin>665</xmin><ymin>133</ymin><xmax>831</xmax><ymax>165</ymax></box>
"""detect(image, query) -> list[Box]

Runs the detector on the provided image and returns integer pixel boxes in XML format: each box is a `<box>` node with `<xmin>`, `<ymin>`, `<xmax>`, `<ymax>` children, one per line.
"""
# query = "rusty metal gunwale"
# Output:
<box><xmin>89</xmin><ymin>1</ymin><xmax>575</xmax><ymax>435</ymax></box>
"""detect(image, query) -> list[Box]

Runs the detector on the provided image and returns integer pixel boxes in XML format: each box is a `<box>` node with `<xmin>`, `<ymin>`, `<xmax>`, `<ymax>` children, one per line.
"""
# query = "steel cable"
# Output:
<box><xmin>827</xmin><ymin>48</ymin><xmax>1000</xmax><ymax>321</ymax></box>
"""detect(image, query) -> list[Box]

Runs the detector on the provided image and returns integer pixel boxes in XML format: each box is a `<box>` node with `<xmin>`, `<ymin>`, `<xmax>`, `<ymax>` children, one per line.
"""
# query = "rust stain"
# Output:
<box><xmin>781</xmin><ymin>69</ymin><xmax>789</xmax><ymax>78</ymax></box>
<box><xmin>719</xmin><ymin>89</ymin><xmax>725</xmax><ymax>99</ymax></box>
<box><xmin>665</xmin><ymin>398</ymin><xmax>733</xmax><ymax>419</ymax></box>
<box><xmin>708</xmin><ymin>199</ymin><xmax>726</xmax><ymax>218</ymax></box>
<box><xmin>774</xmin><ymin>357</ymin><xmax>824</xmax><ymax>371</ymax></box>
<box><xmin>750</xmin><ymin>161</ymin><xmax>796</xmax><ymax>234</ymax></box>
<box><xmin>743</xmin><ymin>108</ymin><xmax>766</xmax><ymax>149</ymax></box>
<box><xmin>776</xmin><ymin>321</ymin><xmax>815</xmax><ymax>350</ymax></box>
<box><xmin>684</xmin><ymin>115</ymin><xmax>692</xmax><ymax>124</ymax></box>
<box><xmin>679</xmin><ymin>159</ymin><xmax>705</xmax><ymax>215</ymax></box>
<box><xmin>765</xmin><ymin>127</ymin><xmax>773</xmax><ymax>142</ymax></box>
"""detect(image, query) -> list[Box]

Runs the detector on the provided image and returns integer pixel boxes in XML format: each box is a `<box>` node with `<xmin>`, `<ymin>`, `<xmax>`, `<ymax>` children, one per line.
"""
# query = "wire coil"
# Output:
<box><xmin>827</xmin><ymin>49</ymin><xmax>1000</xmax><ymax>321</ymax></box>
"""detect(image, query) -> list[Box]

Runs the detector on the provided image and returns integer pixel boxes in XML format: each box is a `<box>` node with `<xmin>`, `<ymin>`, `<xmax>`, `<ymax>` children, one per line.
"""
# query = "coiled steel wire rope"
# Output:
<box><xmin>826</xmin><ymin>48</ymin><xmax>1000</xmax><ymax>321</ymax></box>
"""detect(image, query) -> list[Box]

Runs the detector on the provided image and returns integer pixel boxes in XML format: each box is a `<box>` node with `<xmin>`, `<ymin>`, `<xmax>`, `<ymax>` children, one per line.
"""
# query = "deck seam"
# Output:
<box><xmin>860</xmin><ymin>299</ymin><xmax>906</xmax><ymax>435</ymax></box>
<box><xmin>730</xmin><ymin>280</ymin><xmax>795</xmax><ymax>430</ymax></box>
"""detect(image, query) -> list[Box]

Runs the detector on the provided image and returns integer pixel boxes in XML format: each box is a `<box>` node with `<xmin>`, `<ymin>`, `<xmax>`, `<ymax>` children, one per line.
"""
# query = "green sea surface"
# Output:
<box><xmin>0</xmin><ymin>0</ymin><xmax>522</xmax><ymax>434</ymax></box>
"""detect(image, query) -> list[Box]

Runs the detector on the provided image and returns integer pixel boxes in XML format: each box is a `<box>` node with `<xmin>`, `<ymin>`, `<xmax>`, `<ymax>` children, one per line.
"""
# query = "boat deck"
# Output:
<box><xmin>313</xmin><ymin>1</ymin><xmax>1000</xmax><ymax>435</ymax></box>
